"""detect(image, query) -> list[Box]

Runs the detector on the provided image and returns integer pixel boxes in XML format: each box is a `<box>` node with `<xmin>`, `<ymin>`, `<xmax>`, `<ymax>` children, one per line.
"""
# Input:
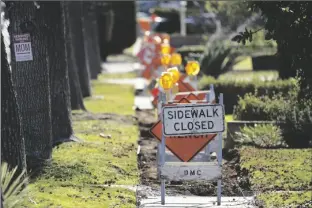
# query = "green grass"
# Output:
<box><xmin>84</xmin><ymin>82</ymin><xmax>134</xmax><ymax>116</ymax></box>
<box><xmin>83</xmin><ymin>72</ymin><xmax>136</xmax><ymax>115</ymax></box>
<box><xmin>21</xmin><ymin>186</ymin><xmax>136</xmax><ymax>208</ymax></box>
<box><xmin>218</xmin><ymin>70</ymin><xmax>279</xmax><ymax>82</ymax></box>
<box><xmin>233</xmin><ymin>56</ymin><xmax>253</xmax><ymax>71</ymax></box>
<box><xmin>257</xmin><ymin>191</ymin><xmax>312</xmax><ymax>208</ymax></box>
<box><xmin>240</xmin><ymin>147</ymin><xmax>312</xmax><ymax>207</ymax></box>
<box><xmin>20</xmin><ymin>76</ymin><xmax>139</xmax><ymax>207</ymax></box>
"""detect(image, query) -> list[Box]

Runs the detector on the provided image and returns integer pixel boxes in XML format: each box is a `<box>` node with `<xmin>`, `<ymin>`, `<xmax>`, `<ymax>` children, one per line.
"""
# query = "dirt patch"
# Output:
<box><xmin>72</xmin><ymin>111</ymin><xmax>137</xmax><ymax>125</ymax></box>
<box><xmin>136</xmin><ymin>109</ymin><xmax>253</xmax><ymax>197</ymax></box>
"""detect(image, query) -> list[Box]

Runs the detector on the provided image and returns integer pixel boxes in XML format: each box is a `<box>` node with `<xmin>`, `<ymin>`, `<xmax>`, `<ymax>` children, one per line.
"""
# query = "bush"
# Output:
<box><xmin>200</xmin><ymin>40</ymin><xmax>238</xmax><ymax>78</ymax></box>
<box><xmin>233</xmin><ymin>90</ymin><xmax>312</xmax><ymax>148</ymax></box>
<box><xmin>199</xmin><ymin>76</ymin><xmax>297</xmax><ymax>114</ymax></box>
<box><xmin>234</xmin><ymin>124</ymin><xmax>287</xmax><ymax>148</ymax></box>
<box><xmin>282</xmin><ymin>99</ymin><xmax>312</xmax><ymax>148</ymax></box>
<box><xmin>233</xmin><ymin>93</ymin><xmax>292</xmax><ymax>121</ymax></box>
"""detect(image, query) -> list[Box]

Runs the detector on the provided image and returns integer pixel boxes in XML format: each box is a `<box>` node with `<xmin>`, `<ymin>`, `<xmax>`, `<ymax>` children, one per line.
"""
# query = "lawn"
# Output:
<box><xmin>233</xmin><ymin>56</ymin><xmax>253</xmax><ymax>71</ymax></box>
<box><xmin>240</xmin><ymin>147</ymin><xmax>312</xmax><ymax>207</ymax></box>
<box><xmin>218</xmin><ymin>70</ymin><xmax>279</xmax><ymax>82</ymax></box>
<box><xmin>20</xmin><ymin>73</ymin><xmax>139</xmax><ymax>208</ymax></box>
<box><xmin>84</xmin><ymin>74</ymin><xmax>136</xmax><ymax>115</ymax></box>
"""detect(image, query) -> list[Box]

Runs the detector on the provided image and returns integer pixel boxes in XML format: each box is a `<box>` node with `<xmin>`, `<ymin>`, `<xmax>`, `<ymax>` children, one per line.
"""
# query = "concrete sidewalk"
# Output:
<box><xmin>102</xmin><ymin>62</ymin><xmax>144</xmax><ymax>74</ymax></box>
<box><xmin>139</xmin><ymin>196</ymin><xmax>255</xmax><ymax>208</ymax></box>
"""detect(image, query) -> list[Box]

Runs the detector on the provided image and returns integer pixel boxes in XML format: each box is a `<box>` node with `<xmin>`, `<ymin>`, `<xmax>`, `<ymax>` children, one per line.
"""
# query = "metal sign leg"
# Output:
<box><xmin>160</xmin><ymin>92</ymin><xmax>166</xmax><ymax>205</ymax></box>
<box><xmin>160</xmin><ymin>135</ymin><xmax>166</xmax><ymax>205</ymax></box>
<box><xmin>217</xmin><ymin>93</ymin><xmax>223</xmax><ymax>206</ymax></box>
<box><xmin>217</xmin><ymin>179</ymin><xmax>222</xmax><ymax>205</ymax></box>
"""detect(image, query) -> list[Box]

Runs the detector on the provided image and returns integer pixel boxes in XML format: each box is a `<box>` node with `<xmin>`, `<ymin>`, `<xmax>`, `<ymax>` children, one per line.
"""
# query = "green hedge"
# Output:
<box><xmin>233</xmin><ymin>93</ymin><xmax>292</xmax><ymax>121</ymax></box>
<box><xmin>233</xmin><ymin>91</ymin><xmax>312</xmax><ymax>148</ymax></box>
<box><xmin>199</xmin><ymin>76</ymin><xmax>297</xmax><ymax>114</ymax></box>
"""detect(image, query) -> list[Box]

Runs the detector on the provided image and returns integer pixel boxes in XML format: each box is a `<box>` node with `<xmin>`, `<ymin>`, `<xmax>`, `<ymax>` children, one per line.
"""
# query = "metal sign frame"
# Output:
<box><xmin>156</xmin><ymin>84</ymin><xmax>224</xmax><ymax>206</ymax></box>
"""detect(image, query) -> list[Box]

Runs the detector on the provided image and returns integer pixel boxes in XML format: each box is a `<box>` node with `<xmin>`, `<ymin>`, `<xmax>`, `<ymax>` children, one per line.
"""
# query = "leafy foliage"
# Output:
<box><xmin>231</xmin><ymin>28</ymin><xmax>254</xmax><ymax>45</ymax></box>
<box><xmin>199</xmin><ymin>40</ymin><xmax>240</xmax><ymax>77</ymax></box>
<box><xmin>233</xmin><ymin>92</ymin><xmax>295</xmax><ymax>121</ymax></box>
<box><xmin>1</xmin><ymin>163</ymin><xmax>28</xmax><ymax>208</ymax></box>
<box><xmin>234</xmin><ymin>2</ymin><xmax>312</xmax><ymax>98</ymax></box>
<box><xmin>199</xmin><ymin>75</ymin><xmax>296</xmax><ymax>113</ymax></box>
<box><xmin>205</xmin><ymin>1</ymin><xmax>260</xmax><ymax>32</ymax></box>
<box><xmin>233</xmin><ymin>88</ymin><xmax>312</xmax><ymax>147</ymax></box>
<box><xmin>282</xmin><ymin>98</ymin><xmax>312</xmax><ymax>147</ymax></box>
<box><xmin>235</xmin><ymin>124</ymin><xmax>287</xmax><ymax>148</ymax></box>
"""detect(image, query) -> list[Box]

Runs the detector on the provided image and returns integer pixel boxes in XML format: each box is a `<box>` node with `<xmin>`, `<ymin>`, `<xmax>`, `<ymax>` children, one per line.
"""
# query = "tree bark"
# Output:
<box><xmin>97</xmin><ymin>2</ymin><xmax>114</xmax><ymax>62</ymax></box>
<box><xmin>277</xmin><ymin>43</ymin><xmax>297</xmax><ymax>79</ymax></box>
<box><xmin>1</xmin><ymin>190</ymin><xmax>4</xmax><ymax>208</ymax></box>
<box><xmin>44</xmin><ymin>1</ymin><xmax>76</xmax><ymax>145</ymax></box>
<box><xmin>82</xmin><ymin>2</ymin><xmax>101</xmax><ymax>80</ymax></box>
<box><xmin>1</xmin><ymin>190</ymin><xmax>3</xmax><ymax>208</ymax></box>
<box><xmin>63</xmin><ymin>2</ymin><xmax>86</xmax><ymax>111</ymax></box>
<box><xmin>110</xmin><ymin>1</ymin><xmax>136</xmax><ymax>52</ymax></box>
<box><xmin>7</xmin><ymin>1</ymin><xmax>52</xmax><ymax>170</ymax></box>
<box><xmin>67</xmin><ymin>1</ymin><xmax>91</xmax><ymax>98</ymax></box>
<box><xmin>1</xmin><ymin>33</ymin><xmax>26</xmax><ymax>173</ymax></box>
<box><xmin>98</xmin><ymin>1</ymin><xmax>137</xmax><ymax>58</ymax></box>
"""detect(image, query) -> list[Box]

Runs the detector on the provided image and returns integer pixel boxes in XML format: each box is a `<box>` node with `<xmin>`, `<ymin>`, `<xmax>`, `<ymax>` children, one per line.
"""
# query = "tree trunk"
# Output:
<box><xmin>107</xmin><ymin>1</ymin><xmax>136</xmax><ymax>55</ymax></box>
<box><xmin>44</xmin><ymin>1</ymin><xmax>76</xmax><ymax>145</ymax></box>
<box><xmin>67</xmin><ymin>1</ymin><xmax>91</xmax><ymax>98</ymax></box>
<box><xmin>97</xmin><ymin>2</ymin><xmax>114</xmax><ymax>62</ymax></box>
<box><xmin>277</xmin><ymin>43</ymin><xmax>297</xmax><ymax>79</ymax></box>
<box><xmin>1</xmin><ymin>190</ymin><xmax>3</xmax><ymax>208</ymax></box>
<box><xmin>7</xmin><ymin>1</ymin><xmax>52</xmax><ymax>170</ymax></box>
<box><xmin>1</xmin><ymin>33</ymin><xmax>26</xmax><ymax>173</ymax></box>
<box><xmin>63</xmin><ymin>2</ymin><xmax>86</xmax><ymax>111</ymax></box>
<box><xmin>92</xmin><ymin>3</ymin><xmax>103</xmax><ymax>75</ymax></box>
<box><xmin>1</xmin><ymin>189</ymin><xmax>4</xmax><ymax>208</ymax></box>
<box><xmin>82</xmin><ymin>2</ymin><xmax>101</xmax><ymax>80</ymax></box>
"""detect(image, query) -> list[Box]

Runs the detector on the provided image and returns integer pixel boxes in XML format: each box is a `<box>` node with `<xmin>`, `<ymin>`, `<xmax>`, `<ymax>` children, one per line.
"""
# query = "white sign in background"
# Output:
<box><xmin>143</xmin><ymin>43</ymin><xmax>155</xmax><ymax>65</ymax></box>
<box><xmin>13</xmin><ymin>33</ymin><xmax>33</xmax><ymax>62</ymax></box>
<box><xmin>162</xmin><ymin>104</ymin><xmax>225</xmax><ymax>136</ymax></box>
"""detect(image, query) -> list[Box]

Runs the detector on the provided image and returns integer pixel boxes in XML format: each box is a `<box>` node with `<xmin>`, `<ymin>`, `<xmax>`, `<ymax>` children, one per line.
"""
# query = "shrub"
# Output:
<box><xmin>233</xmin><ymin>93</ymin><xmax>292</xmax><ymax>121</ymax></box>
<box><xmin>199</xmin><ymin>76</ymin><xmax>297</xmax><ymax>114</ymax></box>
<box><xmin>234</xmin><ymin>124</ymin><xmax>287</xmax><ymax>148</ymax></box>
<box><xmin>281</xmin><ymin>99</ymin><xmax>312</xmax><ymax>148</ymax></box>
<box><xmin>233</xmin><ymin>89</ymin><xmax>312</xmax><ymax>147</ymax></box>
<box><xmin>199</xmin><ymin>40</ymin><xmax>238</xmax><ymax>78</ymax></box>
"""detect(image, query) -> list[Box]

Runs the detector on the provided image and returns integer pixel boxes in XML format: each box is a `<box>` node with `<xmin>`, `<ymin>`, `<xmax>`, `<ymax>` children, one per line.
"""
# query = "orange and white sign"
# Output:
<box><xmin>150</xmin><ymin>99</ymin><xmax>218</xmax><ymax>162</ymax></box>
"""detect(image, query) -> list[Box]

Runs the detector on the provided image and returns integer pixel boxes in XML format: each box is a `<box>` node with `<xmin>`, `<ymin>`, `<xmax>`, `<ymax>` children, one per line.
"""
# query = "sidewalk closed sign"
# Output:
<box><xmin>13</xmin><ymin>34</ymin><xmax>33</xmax><ymax>62</ymax></box>
<box><xmin>162</xmin><ymin>104</ymin><xmax>225</xmax><ymax>136</ymax></box>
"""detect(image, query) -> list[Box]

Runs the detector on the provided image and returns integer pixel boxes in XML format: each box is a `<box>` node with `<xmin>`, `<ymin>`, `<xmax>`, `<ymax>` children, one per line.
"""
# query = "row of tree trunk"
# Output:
<box><xmin>1</xmin><ymin>1</ymin><xmax>136</xmax><ymax>179</ymax></box>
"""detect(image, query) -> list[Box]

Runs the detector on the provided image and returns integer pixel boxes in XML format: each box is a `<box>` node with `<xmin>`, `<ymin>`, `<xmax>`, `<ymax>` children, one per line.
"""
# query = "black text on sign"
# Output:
<box><xmin>162</xmin><ymin>104</ymin><xmax>225</xmax><ymax>136</ymax></box>
<box><xmin>13</xmin><ymin>33</ymin><xmax>33</xmax><ymax>62</ymax></box>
